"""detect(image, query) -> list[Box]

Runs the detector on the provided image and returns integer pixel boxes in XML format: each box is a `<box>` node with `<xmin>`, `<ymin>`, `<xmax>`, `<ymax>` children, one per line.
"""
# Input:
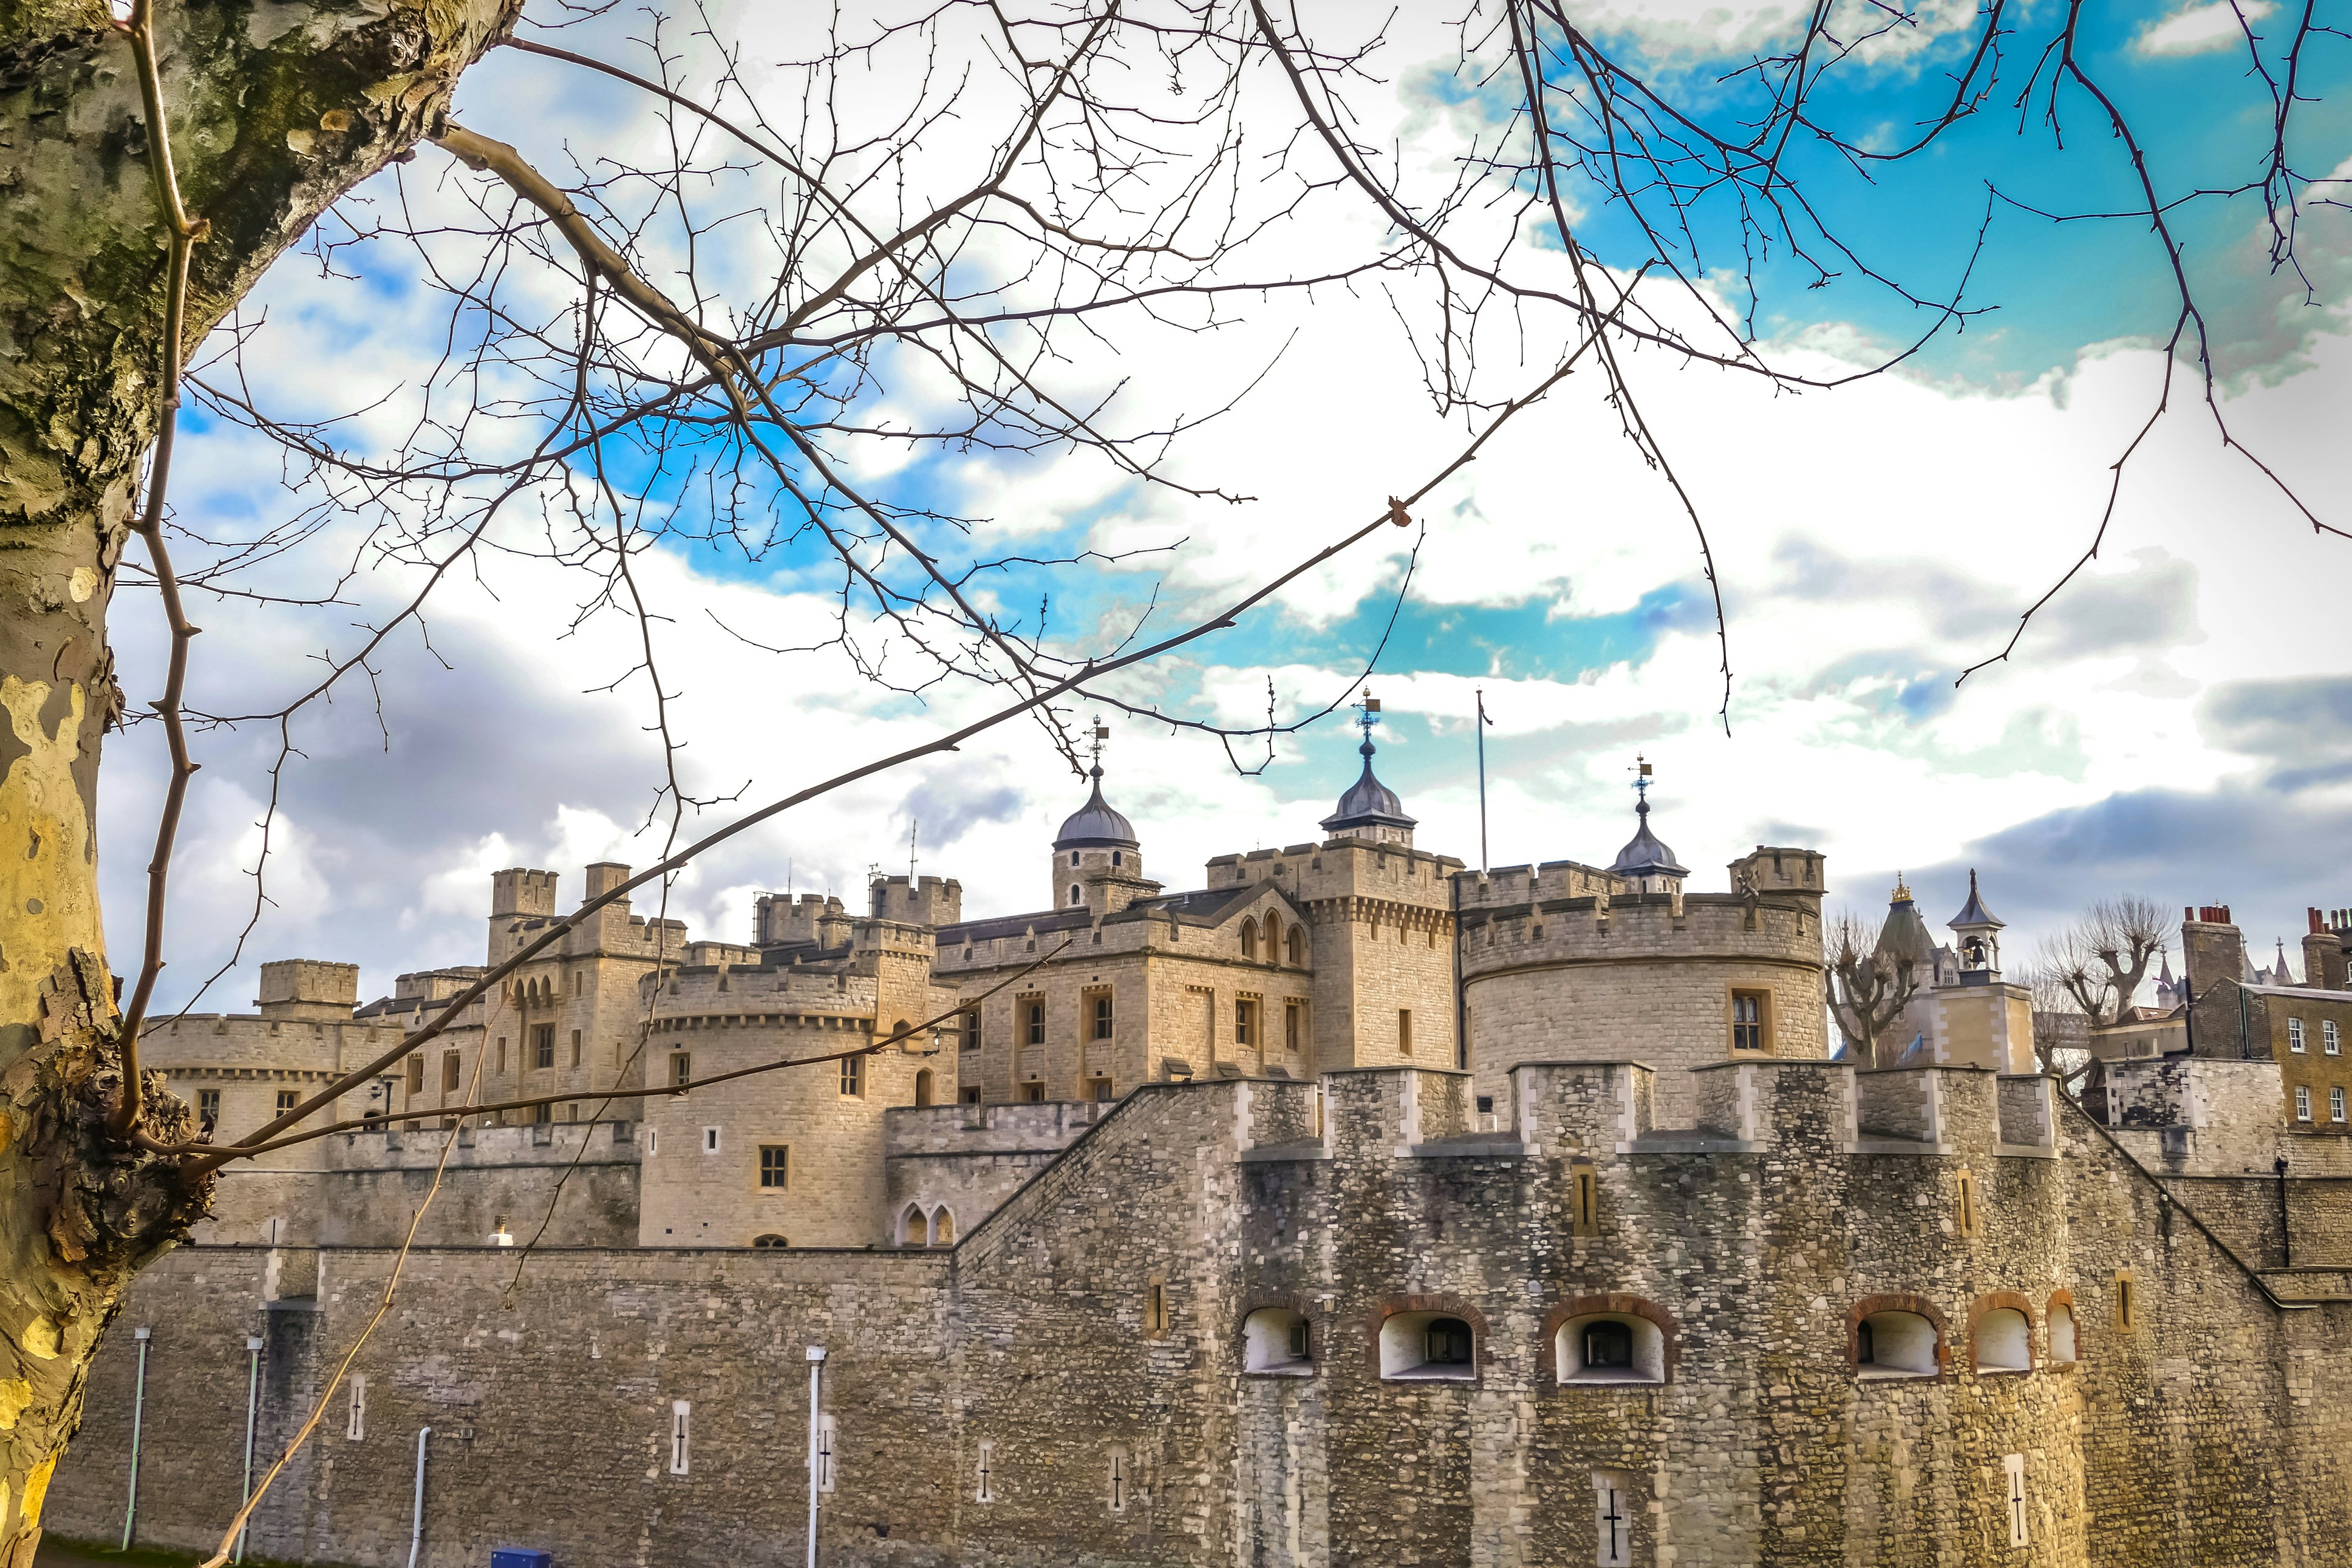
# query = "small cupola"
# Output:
<box><xmin>1320</xmin><ymin>690</ymin><xmax>1416</xmax><ymax>847</ymax></box>
<box><xmin>1051</xmin><ymin>722</ymin><xmax>1148</xmax><ymax>912</ymax></box>
<box><xmin>1948</xmin><ymin>868</ymin><xmax>2005</xmax><ymax>980</ymax></box>
<box><xmin>1607</xmin><ymin>755</ymin><xmax>1688</xmax><ymax>895</ymax></box>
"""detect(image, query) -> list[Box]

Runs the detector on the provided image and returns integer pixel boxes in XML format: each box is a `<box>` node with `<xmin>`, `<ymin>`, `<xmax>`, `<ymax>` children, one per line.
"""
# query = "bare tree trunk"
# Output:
<box><xmin>0</xmin><ymin>1</ymin><xmax>513</xmax><ymax>1552</ymax></box>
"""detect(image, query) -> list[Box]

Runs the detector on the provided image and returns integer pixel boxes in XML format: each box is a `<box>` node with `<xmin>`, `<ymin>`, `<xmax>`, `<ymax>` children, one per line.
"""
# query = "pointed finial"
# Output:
<box><xmin>1088</xmin><ymin>715</ymin><xmax>1109</xmax><ymax>779</ymax></box>
<box><xmin>1354</xmin><ymin>687</ymin><xmax>1382</xmax><ymax>754</ymax></box>
<box><xmin>1892</xmin><ymin>872</ymin><xmax>1910</xmax><ymax>902</ymax></box>
<box><xmin>1629</xmin><ymin>753</ymin><xmax>1654</xmax><ymax>813</ymax></box>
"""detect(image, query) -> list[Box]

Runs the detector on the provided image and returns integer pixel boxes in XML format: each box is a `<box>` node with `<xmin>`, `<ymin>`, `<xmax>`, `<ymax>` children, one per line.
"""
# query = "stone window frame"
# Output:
<box><xmin>1283</xmin><ymin>998</ymin><xmax>1307</xmax><ymax>1054</ymax></box>
<box><xmin>1086</xmin><ymin>986</ymin><xmax>1116</xmax><ymax>1042</ymax></box>
<box><xmin>1235</xmin><ymin>994</ymin><xmax>1261</xmax><ymax>1049</ymax></box>
<box><xmin>2045</xmin><ymin>1289</ymin><xmax>2079</xmax><ymax>1368</ymax></box>
<box><xmin>1727</xmin><ymin>985</ymin><xmax>1773</xmax><ymax>1054</ymax></box>
<box><xmin>1954</xmin><ymin>1167</ymin><xmax>1980</xmax><ymax>1239</ymax></box>
<box><xmin>1846</xmin><ymin>1293</ymin><xmax>1947</xmax><ymax>1381</ymax></box>
<box><xmin>441</xmin><ymin>1051</ymin><xmax>462</xmax><ymax>1093</ymax></box>
<box><xmin>758</xmin><ymin>1143</ymin><xmax>790</xmax><ymax>1190</ymax></box>
<box><xmin>669</xmin><ymin>1051</ymin><xmax>691</xmax><ymax>1090</ymax></box>
<box><xmin>669</xmin><ymin>1399</ymin><xmax>691</xmax><ymax>1475</ymax></box>
<box><xmin>1365</xmin><ymin>1294</ymin><xmax>1490</xmax><ymax>1383</ymax></box>
<box><xmin>1018</xmin><ymin>992</ymin><xmax>1048</xmax><ymax>1047</ymax></box>
<box><xmin>570</xmin><ymin>1028</ymin><xmax>583</xmax><ymax>1068</ymax></box>
<box><xmin>531</xmin><ymin>1022</ymin><xmax>557</xmax><ymax>1070</ymax></box>
<box><xmin>1967</xmin><ymin>1291</ymin><xmax>2036</xmax><ymax>1375</ymax></box>
<box><xmin>1539</xmin><ymin>1294</ymin><xmax>1680</xmax><ymax>1387</ymax></box>
<box><xmin>2113</xmin><ymin>1270</ymin><xmax>2138</xmax><ymax>1333</ymax></box>
<box><xmin>1236</xmin><ymin>1295</ymin><xmax>1321</xmax><ymax>1379</ymax></box>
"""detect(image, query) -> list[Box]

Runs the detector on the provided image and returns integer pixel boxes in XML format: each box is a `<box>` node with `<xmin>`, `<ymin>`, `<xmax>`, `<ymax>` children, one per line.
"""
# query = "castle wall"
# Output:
<box><xmin>49</xmin><ymin>1063</ymin><xmax>2352</xmax><ymax>1567</ymax></box>
<box><xmin>199</xmin><ymin>1121</ymin><xmax>641</xmax><ymax>1249</ymax></box>
<box><xmin>883</xmin><ymin>1101</ymin><xmax>1104</xmax><ymax>1242</ymax></box>
<box><xmin>1457</xmin><ymin>888</ymin><xmax>1826</xmax><ymax>1125</ymax></box>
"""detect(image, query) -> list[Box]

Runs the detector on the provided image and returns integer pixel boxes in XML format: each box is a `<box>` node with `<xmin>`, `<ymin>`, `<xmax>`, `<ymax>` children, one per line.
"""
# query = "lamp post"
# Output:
<box><xmin>805</xmin><ymin>1345</ymin><xmax>827</xmax><ymax>1568</ymax></box>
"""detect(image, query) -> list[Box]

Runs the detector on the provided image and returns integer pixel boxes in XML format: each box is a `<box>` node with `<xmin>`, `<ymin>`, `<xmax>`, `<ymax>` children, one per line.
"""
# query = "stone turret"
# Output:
<box><xmin>756</xmin><ymin>893</ymin><xmax>853</xmax><ymax>950</ymax></box>
<box><xmin>869</xmin><ymin>874</ymin><xmax>963</xmax><ymax>928</ymax></box>
<box><xmin>489</xmin><ymin>867</ymin><xmax>559</xmax><ymax>918</ymax></box>
<box><xmin>1051</xmin><ymin>764</ymin><xmax>1156</xmax><ymax>916</ymax></box>
<box><xmin>255</xmin><ymin>959</ymin><xmax>359</xmax><ymax>1022</ymax></box>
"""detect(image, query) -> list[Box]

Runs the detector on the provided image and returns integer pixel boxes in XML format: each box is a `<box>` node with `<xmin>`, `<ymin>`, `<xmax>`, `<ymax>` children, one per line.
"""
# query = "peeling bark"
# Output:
<box><xmin>0</xmin><ymin>1</ymin><xmax>519</xmax><ymax>1555</ymax></box>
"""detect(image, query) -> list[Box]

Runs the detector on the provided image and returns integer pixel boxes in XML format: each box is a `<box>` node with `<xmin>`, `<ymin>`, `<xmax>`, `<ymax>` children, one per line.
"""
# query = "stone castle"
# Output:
<box><xmin>42</xmin><ymin>726</ymin><xmax>2352</xmax><ymax>1566</ymax></box>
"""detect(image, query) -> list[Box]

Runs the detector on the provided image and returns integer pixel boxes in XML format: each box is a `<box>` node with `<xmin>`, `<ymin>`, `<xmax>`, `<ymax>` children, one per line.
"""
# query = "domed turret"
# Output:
<box><xmin>1054</xmin><ymin>766</ymin><xmax>1138</xmax><ymax>851</ymax></box>
<box><xmin>1321</xmin><ymin>691</ymin><xmax>1416</xmax><ymax>847</ymax></box>
<box><xmin>1609</xmin><ymin>758</ymin><xmax>1688</xmax><ymax>894</ymax></box>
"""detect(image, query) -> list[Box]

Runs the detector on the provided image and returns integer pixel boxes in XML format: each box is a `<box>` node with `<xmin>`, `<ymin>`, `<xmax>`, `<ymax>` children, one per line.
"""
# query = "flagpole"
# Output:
<box><xmin>1476</xmin><ymin>688</ymin><xmax>1488</xmax><ymax>874</ymax></box>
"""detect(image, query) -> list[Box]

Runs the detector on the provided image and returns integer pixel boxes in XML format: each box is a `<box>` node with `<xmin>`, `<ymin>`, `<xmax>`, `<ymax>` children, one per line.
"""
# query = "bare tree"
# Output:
<box><xmin>2017</xmin><ymin>960</ymin><xmax>2095</xmax><ymax>1095</ymax></box>
<box><xmin>1827</xmin><ymin>910</ymin><xmax>1922</xmax><ymax>1068</ymax></box>
<box><xmin>0</xmin><ymin>1</ymin><xmax>2333</xmax><ymax>1558</ymax></box>
<box><xmin>2040</xmin><ymin>896</ymin><xmax>2175</xmax><ymax>1028</ymax></box>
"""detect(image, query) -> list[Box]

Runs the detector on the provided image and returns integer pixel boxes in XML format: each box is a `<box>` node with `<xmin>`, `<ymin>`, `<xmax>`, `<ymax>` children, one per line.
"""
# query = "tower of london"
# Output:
<box><xmin>42</xmin><ymin>729</ymin><xmax>2352</xmax><ymax>1566</ymax></box>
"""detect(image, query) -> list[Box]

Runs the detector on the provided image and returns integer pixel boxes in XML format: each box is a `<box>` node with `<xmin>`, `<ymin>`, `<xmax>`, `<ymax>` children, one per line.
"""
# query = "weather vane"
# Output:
<box><xmin>1088</xmin><ymin>715</ymin><xmax>1110</xmax><ymax>772</ymax></box>
<box><xmin>1354</xmin><ymin>687</ymin><xmax>1382</xmax><ymax>746</ymax></box>
<box><xmin>1629</xmin><ymin>753</ymin><xmax>1653</xmax><ymax>806</ymax></box>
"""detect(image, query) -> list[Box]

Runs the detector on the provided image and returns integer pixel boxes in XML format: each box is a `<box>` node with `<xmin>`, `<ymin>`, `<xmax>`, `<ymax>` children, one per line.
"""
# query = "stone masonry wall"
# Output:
<box><xmin>45</xmin><ymin>1063</ymin><xmax>2352</xmax><ymax>1567</ymax></box>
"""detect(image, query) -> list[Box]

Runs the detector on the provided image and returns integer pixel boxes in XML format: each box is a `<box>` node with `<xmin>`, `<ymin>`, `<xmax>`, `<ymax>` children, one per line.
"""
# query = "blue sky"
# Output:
<box><xmin>104</xmin><ymin>0</ymin><xmax>2352</xmax><ymax>1013</ymax></box>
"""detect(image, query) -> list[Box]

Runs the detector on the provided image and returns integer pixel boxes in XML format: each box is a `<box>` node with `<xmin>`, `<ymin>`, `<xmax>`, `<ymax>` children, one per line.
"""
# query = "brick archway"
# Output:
<box><xmin>1538</xmin><ymin>1294</ymin><xmax>1681</xmax><ymax>1383</ymax></box>
<box><xmin>1847</xmin><ymin>1292</ymin><xmax>1947</xmax><ymax>1377</ymax></box>
<box><xmin>1364</xmin><ymin>1294</ymin><xmax>1491</xmax><ymax>1375</ymax></box>
<box><xmin>1967</xmin><ymin>1291</ymin><xmax>2037</xmax><ymax>1374</ymax></box>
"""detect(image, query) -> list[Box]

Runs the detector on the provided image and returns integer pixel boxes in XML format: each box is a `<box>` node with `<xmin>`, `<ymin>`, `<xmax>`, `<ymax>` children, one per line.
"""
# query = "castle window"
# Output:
<box><xmin>2115</xmin><ymin>1272</ymin><xmax>2136</xmax><ymax>1331</ymax></box>
<box><xmin>2290</xmin><ymin>1018</ymin><xmax>2307</xmax><ymax>1053</ymax></box>
<box><xmin>1108</xmin><ymin>1447</ymin><xmax>1131</xmax><ymax>1514</ymax></box>
<box><xmin>669</xmin><ymin>1400</ymin><xmax>690</xmax><ymax>1474</ymax></box>
<box><xmin>442</xmin><ymin>1052</ymin><xmax>461</xmax><ymax>1092</ymax></box>
<box><xmin>1071</xmin><ymin>852</ymin><xmax>1080</xmax><ymax>867</ymax></box>
<box><xmin>915</xmin><ymin>1068</ymin><xmax>936</xmax><ymax>1107</ymax></box>
<box><xmin>1570</xmin><ymin>1166</ymin><xmax>1601</xmax><ymax>1237</ymax></box>
<box><xmin>1242</xmin><ymin>1307</ymin><xmax>1314</xmax><ymax>1375</ymax></box>
<box><xmin>1235</xmin><ymin>998</ymin><xmax>1257</xmax><ymax>1048</ymax></box>
<box><xmin>901</xmin><ymin>1205</ymin><xmax>928</xmax><ymax>1246</ymax></box>
<box><xmin>1284</xmin><ymin>1002</ymin><xmax>1302</xmax><ymax>1053</ymax></box>
<box><xmin>840</xmin><ymin>1055</ymin><xmax>865</xmax><ymax>1097</ymax></box>
<box><xmin>1113</xmin><ymin>851</ymin><xmax>1123</xmax><ymax>867</ymax></box>
<box><xmin>1730</xmin><ymin>990</ymin><xmax>1770</xmax><ymax>1052</ymax></box>
<box><xmin>752</xmin><ymin>1233</ymin><xmax>788</xmax><ymax>1248</ymax></box>
<box><xmin>1398</xmin><ymin>1008</ymin><xmax>1414</xmax><ymax>1057</ymax></box>
<box><xmin>961</xmin><ymin>1086</ymin><xmax>982</xmax><ymax>1105</ymax></box>
<box><xmin>532</xmin><ymin>1024</ymin><xmax>556</xmax><ymax>1069</ymax></box>
<box><xmin>702</xmin><ymin>1126</ymin><xmax>720</xmax><ymax>1154</ymax></box>
<box><xmin>1955</xmin><ymin>1168</ymin><xmax>1980</xmax><ymax>1238</ymax></box>
<box><xmin>278</xmin><ymin>1089</ymin><xmax>299</xmax><ymax>1115</ymax></box>
<box><xmin>496</xmin><ymin>1037</ymin><xmax>508</xmax><ymax>1073</ymax></box>
<box><xmin>1379</xmin><ymin>1311</ymin><xmax>1476</xmax><ymax>1380</ymax></box>
<box><xmin>1145</xmin><ymin>1277</ymin><xmax>1170</xmax><ymax>1337</ymax></box>
<box><xmin>2048</xmin><ymin>1301</ymin><xmax>2078</xmax><ymax>1364</ymax></box>
<box><xmin>1093</xmin><ymin>994</ymin><xmax>1114</xmax><ymax>1040</ymax></box>
<box><xmin>198</xmin><ymin>1089</ymin><xmax>220</xmax><ymax>1130</ymax></box>
<box><xmin>2003</xmin><ymin>1453</ymin><xmax>2029</xmax><ymax>1547</ymax></box>
<box><xmin>1026</xmin><ymin>1001</ymin><xmax>1046</xmax><ymax>1046</ymax></box>
<box><xmin>760</xmin><ymin>1145</ymin><xmax>790</xmax><ymax>1188</ymax></box>
<box><xmin>570</xmin><ymin>1029</ymin><xmax>582</xmax><ymax>1067</ymax></box>
<box><xmin>817</xmin><ymin>1413</ymin><xmax>837</xmax><ymax>1493</ymax></box>
<box><xmin>1555</xmin><ymin>1312</ymin><xmax>1665</xmax><ymax>1385</ymax></box>
<box><xmin>1239</xmin><ymin>919</ymin><xmax>1258</xmax><ymax>961</ymax></box>
<box><xmin>1593</xmin><ymin>1470</ymin><xmax>1633</xmax><ymax>1568</ymax></box>
<box><xmin>1069</xmin><ymin>884</ymin><xmax>1082</xmax><ymax>905</ymax></box>
<box><xmin>1972</xmin><ymin>1307</ymin><xmax>2031</xmax><ymax>1374</ymax></box>
<box><xmin>405</xmin><ymin>1054</ymin><xmax>424</xmax><ymax>1096</ymax></box>
<box><xmin>962</xmin><ymin>1009</ymin><xmax>981</xmax><ymax>1052</ymax></box>
<box><xmin>1089</xmin><ymin>1076</ymin><xmax>1114</xmax><ymax>1102</ymax></box>
<box><xmin>2336</xmin><ymin>1086</ymin><xmax>2347</xmax><ymax>1123</ymax></box>
<box><xmin>1023</xmin><ymin>1081</ymin><xmax>1046</xmax><ymax>1103</ymax></box>
<box><xmin>1853</xmin><ymin>1309</ymin><xmax>1938</xmax><ymax>1379</ymax></box>
<box><xmin>533</xmin><ymin>1102</ymin><xmax>553</xmax><ymax>1125</ymax></box>
<box><xmin>975</xmin><ymin>1440</ymin><xmax>995</xmax><ymax>1502</ymax></box>
<box><xmin>670</xmin><ymin>1052</ymin><xmax>691</xmax><ymax>1090</ymax></box>
<box><xmin>1287</xmin><ymin>928</ymin><xmax>1306</xmax><ymax>966</ymax></box>
<box><xmin>931</xmin><ymin>1208</ymin><xmax>955</xmax><ymax>1246</ymax></box>
<box><xmin>2297</xmin><ymin>1085</ymin><xmax>2313</xmax><ymax>1121</ymax></box>
<box><xmin>2329</xmin><ymin>1021</ymin><xmax>2343</xmax><ymax>1055</ymax></box>
<box><xmin>346</xmin><ymin>1375</ymin><xmax>366</xmax><ymax>1442</ymax></box>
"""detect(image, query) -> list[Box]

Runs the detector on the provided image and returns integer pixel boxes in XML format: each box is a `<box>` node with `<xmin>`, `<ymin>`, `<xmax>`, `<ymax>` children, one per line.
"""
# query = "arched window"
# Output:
<box><xmin>930</xmin><ymin>1208</ymin><xmax>956</xmax><ymax>1247</ymax></box>
<box><xmin>914</xmin><ymin>1068</ymin><xmax>935</xmax><ymax>1108</ymax></box>
<box><xmin>1242</xmin><ymin>1307</ymin><xmax>1314</xmax><ymax>1375</ymax></box>
<box><xmin>1071</xmin><ymin>851</ymin><xmax>1080</xmax><ymax>867</ymax></box>
<box><xmin>751</xmin><ymin>1233</ymin><xmax>789</xmax><ymax>1248</ymax></box>
<box><xmin>1239</xmin><ymin>919</ymin><xmax>1258</xmax><ymax>961</ymax></box>
<box><xmin>1069</xmin><ymin>884</ymin><xmax>1083</xmax><ymax>905</ymax></box>
<box><xmin>901</xmin><ymin>1204</ymin><xmax>929</xmax><ymax>1247</ymax></box>
<box><xmin>1555</xmin><ymin>1311</ymin><xmax>1666</xmax><ymax>1385</ymax></box>
<box><xmin>1855</xmin><ymin>1309</ymin><xmax>1939</xmax><ymax>1379</ymax></box>
<box><xmin>1287</xmin><ymin>928</ymin><xmax>1306</xmax><ymax>966</ymax></box>
<box><xmin>1263</xmin><ymin>916</ymin><xmax>1281</xmax><ymax>961</ymax></box>
<box><xmin>1113</xmin><ymin>851</ymin><xmax>1123</xmax><ymax>867</ymax></box>
<box><xmin>1379</xmin><ymin>1311</ymin><xmax>1476</xmax><ymax>1380</ymax></box>
<box><xmin>1974</xmin><ymin>1306</ymin><xmax>2032</xmax><ymax>1374</ymax></box>
<box><xmin>2048</xmin><ymin>1297</ymin><xmax>2078</xmax><ymax>1365</ymax></box>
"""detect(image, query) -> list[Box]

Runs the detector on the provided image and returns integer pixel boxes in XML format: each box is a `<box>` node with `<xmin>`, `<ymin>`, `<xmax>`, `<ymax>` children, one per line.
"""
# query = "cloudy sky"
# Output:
<box><xmin>103</xmin><ymin>0</ymin><xmax>2352</xmax><ymax>1013</ymax></box>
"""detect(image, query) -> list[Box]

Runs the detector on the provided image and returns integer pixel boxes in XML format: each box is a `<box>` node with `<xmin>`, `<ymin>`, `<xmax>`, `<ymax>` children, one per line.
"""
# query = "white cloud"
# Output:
<box><xmin>2134</xmin><ymin>0</ymin><xmax>2271</xmax><ymax>56</ymax></box>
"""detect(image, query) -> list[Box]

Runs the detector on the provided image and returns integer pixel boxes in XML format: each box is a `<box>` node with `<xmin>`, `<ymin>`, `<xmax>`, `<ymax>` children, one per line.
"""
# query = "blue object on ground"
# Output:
<box><xmin>490</xmin><ymin>1551</ymin><xmax>552</xmax><ymax>1568</ymax></box>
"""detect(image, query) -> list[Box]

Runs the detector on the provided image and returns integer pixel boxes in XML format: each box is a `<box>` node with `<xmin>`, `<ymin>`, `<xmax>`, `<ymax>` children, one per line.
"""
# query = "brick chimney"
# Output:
<box><xmin>2308</xmin><ymin>907</ymin><xmax>2350</xmax><ymax>992</ymax></box>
